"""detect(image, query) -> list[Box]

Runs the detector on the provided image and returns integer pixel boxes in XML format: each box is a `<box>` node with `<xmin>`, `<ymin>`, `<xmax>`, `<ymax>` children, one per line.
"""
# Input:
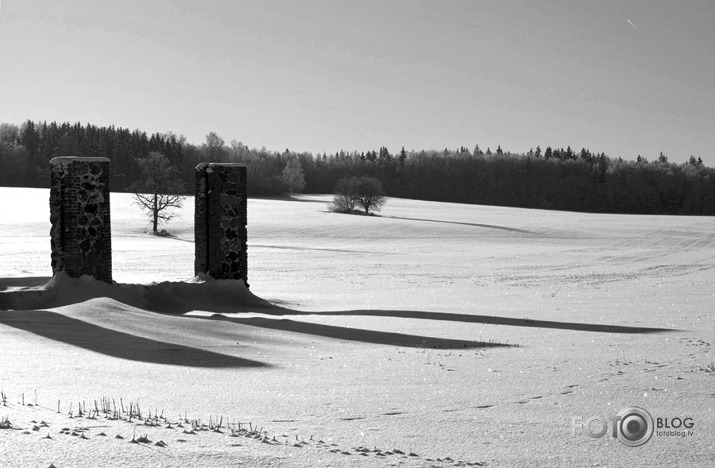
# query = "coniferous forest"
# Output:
<box><xmin>1</xmin><ymin>120</ymin><xmax>714</xmax><ymax>215</ymax></box>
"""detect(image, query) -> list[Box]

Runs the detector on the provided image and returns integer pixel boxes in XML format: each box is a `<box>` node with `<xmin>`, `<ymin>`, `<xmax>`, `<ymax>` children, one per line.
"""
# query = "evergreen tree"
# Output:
<box><xmin>378</xmin><ymin>146</ymin><xmax>392</xmax><ymax>164</ymax></box>
<box><xmin>579</xmin><ymin>148</ymin><xmax>591</xmax><ymax>163</ymax></box>
<box><xmin>19</xmin><ymin>120</ymin><xmax>40</xmax><ymax>156</ymax></box>
<box><xmin>565</xmin><ymin>146</ymin><xmax>574</xmax><ymax>160</ymax></box>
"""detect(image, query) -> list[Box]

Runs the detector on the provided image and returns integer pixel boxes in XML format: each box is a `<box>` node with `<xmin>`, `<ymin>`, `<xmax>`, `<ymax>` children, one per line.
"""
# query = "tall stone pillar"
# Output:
<box><xmin>49</xmin><ymin>157</ymin><xmax>112</xmax><ymax>283</ymax></box>
<box><xmin>195</xmin><ymin>163</ymin><xmax>248</xmax><ymax>287</ymax></box>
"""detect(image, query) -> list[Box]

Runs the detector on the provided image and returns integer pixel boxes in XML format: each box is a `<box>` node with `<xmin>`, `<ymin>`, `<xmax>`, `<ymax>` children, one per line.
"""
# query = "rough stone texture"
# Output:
<box><xmin>49</xmin><ymin>157</ymin><xmax>112</xmax><ymax>283</ymax></box>
<box><xmin>195</xmin><ymin>163</ymin><xmax>248</xmax><ymax>287</ymax></box>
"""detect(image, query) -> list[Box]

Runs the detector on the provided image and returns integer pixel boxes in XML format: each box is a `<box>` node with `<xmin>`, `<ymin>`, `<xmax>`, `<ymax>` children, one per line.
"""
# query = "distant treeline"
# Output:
<box><xmin>1</xmin><ymin>120</ymin><xmax>714</xmax><ymax>215</ymax></box>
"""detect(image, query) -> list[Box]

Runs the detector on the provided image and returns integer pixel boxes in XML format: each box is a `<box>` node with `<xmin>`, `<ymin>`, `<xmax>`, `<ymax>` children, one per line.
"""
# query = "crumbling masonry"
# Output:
<box><xmin>49</xmin><ymin>157</ymin><xmax>112</xmax><ymax>283</ymax></box>
<box><xmin>194</xmin><ymin>163</ymin><xmax>248</xmax><ymax>287</ymax></box>
<box><xmin>47</xmin><ymin>159</ymin><xmax>248</xmax><ymax>286</ymax></box>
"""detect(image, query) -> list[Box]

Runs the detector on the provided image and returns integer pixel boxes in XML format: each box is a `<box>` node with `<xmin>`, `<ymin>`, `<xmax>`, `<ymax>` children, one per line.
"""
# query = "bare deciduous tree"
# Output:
<box><xmin>133</xmin><ymin>152</ymin><xmax>185</xmax><ymax>234</ymax></box>
<box><xmin>330</xmin><ymin>176</ymin><xmax>386</xmax><ymax>215</ymax></box>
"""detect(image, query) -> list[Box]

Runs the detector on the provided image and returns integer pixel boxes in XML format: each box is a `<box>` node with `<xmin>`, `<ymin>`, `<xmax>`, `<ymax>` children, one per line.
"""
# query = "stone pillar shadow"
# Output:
<box><xmin>49</xmin><ymin>156</ymin><xmax>112</xmax><ymax>283</ymax></box>
<box><xmin>194</xmin><ymin>163</ymin><xmax>248</xmax><ymax>287</ymax></box>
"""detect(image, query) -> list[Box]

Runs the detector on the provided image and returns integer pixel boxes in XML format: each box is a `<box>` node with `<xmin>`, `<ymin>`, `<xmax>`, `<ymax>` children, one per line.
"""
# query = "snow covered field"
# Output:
<box><xmin>1</xmin><ymin>186</ymin><xmax>713</xmax><ymax>467</ymax></box>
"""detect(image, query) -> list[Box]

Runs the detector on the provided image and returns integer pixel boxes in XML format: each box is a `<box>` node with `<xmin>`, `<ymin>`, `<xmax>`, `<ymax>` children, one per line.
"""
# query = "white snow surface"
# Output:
<box><xmin>0</xmin><ymin>187</ymin><xmax>714</xmax><ymax>467</ymax></box>
<box><xmin>49</xmin><ymin>156</ymin><xmax>110</xmax><ymax>167</ymax></box>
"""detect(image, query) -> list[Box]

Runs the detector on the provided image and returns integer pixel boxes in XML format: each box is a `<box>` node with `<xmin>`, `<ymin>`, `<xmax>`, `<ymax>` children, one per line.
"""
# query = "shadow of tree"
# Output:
<box><xmin>0</xmin><ymin>310</ymin><xmax>268</xmax><ymax>368</ymax></box>
<box><xmin>386</xmin><ymin>215</ymin><xmax>535</xmax><ymax>234</ymax></box>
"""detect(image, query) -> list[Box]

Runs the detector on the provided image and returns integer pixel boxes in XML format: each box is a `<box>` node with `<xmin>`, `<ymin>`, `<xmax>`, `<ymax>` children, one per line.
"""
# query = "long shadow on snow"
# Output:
<box><xmin>386</xmin><ymin>215</ymin><xmax>535</xmax><ymax>234</ymax></box>
<box><xmin>0</xmin><ymin>310</ymin><xmax>268</xmax><ymax>368</ymax></box>
<box><xmin>190</xmin><ymin>306</ymin><xmax>674</xmax><ymax>350</ymax></box>
<box><xmin>204</xmin><ymin>314</ymin><xmax>512</xmax><ymax>349</ymax></box>
<box><xmin>305</xmin><ymin>310</ymin><xmax>676</xmax><ymax>334</ymax></box>
<box><xmin>0</xmin><ymin>277</ymin><xmax>674</xmax><ymax>354</ymax></box>
<box><xmin>251</xmin><ymin>196</ymin><xmax>326</xmax><ymax>203</ymax></box>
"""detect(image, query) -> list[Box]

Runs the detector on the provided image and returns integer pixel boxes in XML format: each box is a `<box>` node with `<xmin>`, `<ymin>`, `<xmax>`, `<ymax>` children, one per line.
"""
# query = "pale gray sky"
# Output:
<box><xmin>1</xmin><ymin>0</ymin><xmax>714</xmax><ymax>164</ymax></box>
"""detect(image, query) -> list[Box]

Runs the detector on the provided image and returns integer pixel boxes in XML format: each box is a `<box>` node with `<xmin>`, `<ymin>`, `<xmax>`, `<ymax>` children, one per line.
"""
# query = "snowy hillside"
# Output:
<box><xmin>1</xmin><ymin>187</ymin><xmax>713</xmax><ymax>467</ymax></box>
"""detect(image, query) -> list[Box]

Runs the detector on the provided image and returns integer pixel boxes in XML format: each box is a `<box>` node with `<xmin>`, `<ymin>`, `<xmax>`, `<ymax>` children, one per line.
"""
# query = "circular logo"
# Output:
<box><xmin>616</xmin><ymin>406</ymin><xmax>654</xmax><ymax>447</ymax></box>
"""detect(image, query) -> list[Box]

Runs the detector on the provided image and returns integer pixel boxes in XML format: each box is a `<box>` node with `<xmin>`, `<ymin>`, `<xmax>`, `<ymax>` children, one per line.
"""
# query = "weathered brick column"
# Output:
<box><xmin>195</xmin><ymin>163</ymin><xmax>248</xmax><ymax>287</ymax></box>
<box><xmin>49</xmin><ymin>157</ymin><xmax>112</xmax><ymax>283</ymax></box>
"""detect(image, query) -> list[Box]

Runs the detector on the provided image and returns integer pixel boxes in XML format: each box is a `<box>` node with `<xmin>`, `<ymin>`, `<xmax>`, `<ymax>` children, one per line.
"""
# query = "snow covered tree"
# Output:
<box><xmin>0</xmin><ymin>123</ymin><xmax>20</xmax><ymax>147</ymax></box>
<box><xmin>282</xmin><ymin>157</ymin><xmax>306</xmax><ymax>196</ymax></box>
<box><xmin>203</xmin><ymin>132</ymin><xmax>226</xmax><ymax>161</ymax></box>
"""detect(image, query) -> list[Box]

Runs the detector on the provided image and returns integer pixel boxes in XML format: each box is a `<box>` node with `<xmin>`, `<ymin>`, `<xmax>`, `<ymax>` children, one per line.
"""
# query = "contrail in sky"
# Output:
<box><xmin>627</xmin><ymin>19</ymin><xmax>637</xmax><ymax>28</ymax></box>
